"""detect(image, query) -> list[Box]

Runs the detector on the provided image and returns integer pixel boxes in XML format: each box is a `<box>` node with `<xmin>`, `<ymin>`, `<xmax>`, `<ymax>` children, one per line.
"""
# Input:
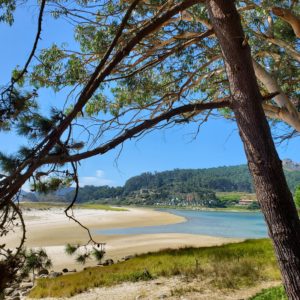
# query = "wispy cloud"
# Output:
<box><xmin>79</xmin><ymin>170</ymin><xmax>114</xmax><ymax>187</ymax></box>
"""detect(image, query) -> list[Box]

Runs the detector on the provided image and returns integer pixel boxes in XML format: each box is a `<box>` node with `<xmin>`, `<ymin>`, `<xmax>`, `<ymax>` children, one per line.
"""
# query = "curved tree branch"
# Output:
<box><xmin>1</xmin><ymin>0</ymin><xmax>46</xmax><ymax>95</ymax></box>
<box><xmin>42</xmin><ymin>98</ymin><xmax>230</xmax><ymax>164</ymax></box>
<box><xmin>0</xmin><ymin>0</ymin><xmax>204</xmax><ymax>206</ymax></box>
<box><xmin>42</xmin><ymin>92</ymin><xmax>278</xmax><ymax>165</ymax></box>
<box><xmin>272</xmin><ymin>6</ymin><xmax>300</xmax><ymax>38</ymax></box>
<box><xmin>252</xmin><ymin>60</ymin><xmax>300</xmax><ymax>131</ymax></box>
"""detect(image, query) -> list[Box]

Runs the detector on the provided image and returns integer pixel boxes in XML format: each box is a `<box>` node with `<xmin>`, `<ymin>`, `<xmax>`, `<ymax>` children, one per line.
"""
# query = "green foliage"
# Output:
<box><xmin>92</xmin><ymin>248</ymin><xmax>105</xmax><ymax>263</ymax></box>
<box><xmin>20</xmin><ymin>202</ymin><xmax>66</xmax><ymax>209</ymax></box>
<box><xmin>85</xmin><ymin>94</ymin><xmax>107</xmax><ymax>116</ymax></box>
<box><xmin>78</xmin><ymin>204</ymin><xmax>127</xmax><ymax>211</ymax></box>
<box><xmin>123</xmin><ymin>166</ymin><xmax>300</xmax><ymax>197</ymax></box>
<box><xmin>294</xmin><ymin>185</ymin><xmax>300</xmax><ymax>208</ymax></box>
<box><xmin>0</xmin><ymin>0</ymin><xmax>16</xmax><ymax>25</ymax></box>
<box><xmin>65</xmin><ymin>54</ymin><xmax>87</xmax><ymax>85</ymax></box>
<box><xmin>216</xmin><ymin>192</ymin><xmax>260</xmax><ymax>210</ymax></box>
<box><xmin>75</xmin><ymin>253</ymin><xmax>90</xmax><ymax>265</ymax></box>
<box><xmin>12</xmin><ymin>68</ymin><xmax>25</xmax><ymax>87</ymax></box>
<box><xmin>1</xmin><ymin>0</ymin><xmax>298</xmax><ymax>168</ymax></box>
<box><xmin>249</xmin><ymin>286</ymin><xmax>287</xmax><ymax>300</ymax></box>
<box><xmin>65</xmin><ymin>244</ymin><xmax>79</xmax><ymax>255</ymax></box>
<box><xmin>216</xmin><ymin>192</ymin><xmax>244</xmax><ymax>203</ymax></box>
<box><xmin>29</xmin><ymin>239</ymin><xmax>280</xmax><ymax>298</ymax></box>
<box><xmin>19</xmin><ymin>201</ymin><xmax>126</xmax><ymax>212</ymax></box>
<box><xmin>0</xmin><ymin>89</ymin><xmax>38</xmax><ymax>132</ymax></box>
<box><xmin>0</xmin><ymin>152</ymin><xmax>19</xmax><ymax>174</ymax></box>
<box><xmin>248</xmin><ymin>201</ymin><xmax>261</xmax><ymax>210</ymax></box>
<box><xmin>30</xmin><ymin>44</ymin><xmax>66</xmax><ymax>90</ymax></box>
<box><xmin>33</xmin><ymin>177</ymin><xmax>72</xmax><ymax>194</ymax></box>
<box><xmin>32</xmin><ymin>165</ymin><xmax>300</xmax><ymax>208</ymax></box>
<box><xmin>64</xmin><ymin>185</ymin><xmax>124</xmax><ymax>203</ymax></box>
<box><xmin>65</xmin><ymin>243</ymin><xmax>105</xmax><ymax>265</ymax></box>
<box><xmin>14</xmin><ymin>107</ymin><xmax>65</xmax><ymax>158</ymax></box>
<box><xmin>21</xmin><ymin>248</ymin><xmax>52</xmax><ymax>279</ymax></box>
<box><xmin>1</xmin><ymin>3</ymin><xmax>299</xmax><ymax>296</ymax></box>
<box><xmin>273</xmin><ymin>19</ymin><xmax>296</xmax><ymax>43</ymax></box>
<box><xmin>1</xmin><ymin>1</ymin><xmax>298</xmax><ymax>206</ymax></box>
<box><xmin>17</xmin><ymin>113</ymin><xmax>56</xmax><ymax>139</ymax></box>
<box><xmin>123</xmin><ymin>166</ymin><xmax>255</xmax><ymax>194</ymax></box>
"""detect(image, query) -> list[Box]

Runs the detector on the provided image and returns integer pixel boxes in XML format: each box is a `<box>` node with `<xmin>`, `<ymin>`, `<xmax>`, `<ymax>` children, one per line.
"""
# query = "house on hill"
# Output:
<box><xmin>238</xmin><ymin>198</ymin><xmax>255</xmax><ymax>206</ymax></box>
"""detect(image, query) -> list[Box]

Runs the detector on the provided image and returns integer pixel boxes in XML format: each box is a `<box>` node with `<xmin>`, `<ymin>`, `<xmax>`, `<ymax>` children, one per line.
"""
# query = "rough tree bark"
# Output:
<box><xmin>206</xmin><ymin>1</ymin><xmax>300</xmax><ymax>299</ymax></box>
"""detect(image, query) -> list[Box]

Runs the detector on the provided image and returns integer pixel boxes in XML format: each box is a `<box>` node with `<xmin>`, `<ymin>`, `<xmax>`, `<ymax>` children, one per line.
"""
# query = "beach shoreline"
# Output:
<box><xmin>5</xmin><ymin>206</ymin><xmax>241</xmax><ymax>271</ymax></box>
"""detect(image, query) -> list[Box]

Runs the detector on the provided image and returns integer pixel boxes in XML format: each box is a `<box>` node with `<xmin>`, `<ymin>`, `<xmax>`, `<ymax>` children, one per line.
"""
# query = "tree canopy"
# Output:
<box><xmin>0</xmin><ymin>0</ymin><xmax>299</xmax><ymax>212</ymax></box>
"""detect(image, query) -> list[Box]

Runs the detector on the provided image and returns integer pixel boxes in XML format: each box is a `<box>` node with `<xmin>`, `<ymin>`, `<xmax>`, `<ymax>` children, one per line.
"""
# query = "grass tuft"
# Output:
<box><xmin>78</xmin><ymin>203</ymin><xmax>127</xmax><ymax>211</ymax></box>
<box><xmin>20</xmin><ymin>201</ymin><xmax>127</xmax><ymax>211</ymax></box>
<box><xmin>249</xmin><ymin>285</ymin><xmax>287</xmax><ymax>300</ymax></box>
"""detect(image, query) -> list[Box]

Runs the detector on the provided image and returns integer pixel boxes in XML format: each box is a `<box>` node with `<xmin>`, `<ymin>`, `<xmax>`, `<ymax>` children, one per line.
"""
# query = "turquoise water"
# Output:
<box><xmin>94</xmin><ymin>209</ymin><xmax>268</xmax><ymax>238</ymax></box>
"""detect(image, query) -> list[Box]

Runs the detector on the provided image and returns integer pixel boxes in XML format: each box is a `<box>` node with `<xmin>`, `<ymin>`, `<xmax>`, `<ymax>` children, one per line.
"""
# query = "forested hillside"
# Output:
<box><xmin>124</xmin><ymin>165</ymin><xmax>252</xmax><ymax>194</ymax></box>
<box><xmin>25</xmin><ymin>164</ymin><xmax>300</xmax><ymax>206</ymax></box>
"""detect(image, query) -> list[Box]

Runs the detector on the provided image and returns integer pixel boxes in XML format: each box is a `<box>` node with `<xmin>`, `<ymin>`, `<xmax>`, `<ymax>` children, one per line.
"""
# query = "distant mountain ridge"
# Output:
<box><xmin>25</xmin><ymin>160</ymin><xmax>300</xmax><ymax>205</ymax></box>
<box><xmin>282</xmin><ymin>159</ymin><xmax>300</xmax><ymax>171</ymax></box>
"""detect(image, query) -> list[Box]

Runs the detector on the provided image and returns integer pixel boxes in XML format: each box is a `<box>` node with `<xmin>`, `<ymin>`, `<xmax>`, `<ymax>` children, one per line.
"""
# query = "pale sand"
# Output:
<box><xmin>5</xmin><ymin>207</ymin><xmax>240</xmax><ymax>271</ymax></box>
<box><xmin>34</xmin><ymin>278</ymin><xmax>280</xmax><ymax>300</ymax></box>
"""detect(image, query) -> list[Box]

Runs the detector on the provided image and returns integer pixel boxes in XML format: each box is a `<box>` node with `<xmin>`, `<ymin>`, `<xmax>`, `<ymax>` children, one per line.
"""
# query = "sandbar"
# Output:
<box><xmin>5</xmin><ymin>207</ymin><xmax>240</xmax><ymax>271</ymax></box>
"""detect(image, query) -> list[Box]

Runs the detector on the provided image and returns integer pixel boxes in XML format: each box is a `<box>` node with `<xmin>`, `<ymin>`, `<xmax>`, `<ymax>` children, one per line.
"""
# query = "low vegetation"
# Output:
<box><xmin>21</xmin><ymin>249</ymin><xmax>52</xmax><ymax>284</ymax></box>
<box><xmin>20</xmin><ymin>202</ymin><xmax>66</xmax><ymax>209</ymax></box>
<box><xmin>249</xmin><ymin>286</ymin><xmax>287</xmax><ymax>300</ymax></box>
<box><xmin>20</xmin><ymin>202</ymin><xmax>127</xmax><ymax>211</ymax></box>
<box><xmin>78</xmin><ymin>203</ymin><xmax>127</xmax><ymax>211</ymax></box>
<box><xmin>216</xmin><ymin>192</ymin><xmax>256</xmax><ymax>203</ymax></box>
<box><xmin>29</xmin><ymin>239</ymin><xmax>281</xmax><ymax>298</ymax></box>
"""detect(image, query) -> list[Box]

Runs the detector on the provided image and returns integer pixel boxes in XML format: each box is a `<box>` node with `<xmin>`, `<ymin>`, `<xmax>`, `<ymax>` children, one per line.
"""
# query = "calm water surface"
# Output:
<box><xmin>94</xmin><ymin>209</ymin><xmax>268</xmax><ymax>238</ymax></box>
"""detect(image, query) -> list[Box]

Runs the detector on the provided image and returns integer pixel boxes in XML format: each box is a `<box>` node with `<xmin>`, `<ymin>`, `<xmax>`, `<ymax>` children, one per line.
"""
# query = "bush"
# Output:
<box><xmin>29</xmin><ymin>239</ymin><xmax>281</xmax><ymax>298</ymax></box>
<box><xmin>21</xmin><ymin>248</ymin><xmax>52</xmax><ymax>283</ymax></box>
<box><xmin>249</xmin><ymin>286</ymin><xmax>287</xmax><ymax>300</ymax></box>
<box><xmin>294</xmin><ymin>185</ymin><xmax>300</xmax><ymax>208</ymax></box>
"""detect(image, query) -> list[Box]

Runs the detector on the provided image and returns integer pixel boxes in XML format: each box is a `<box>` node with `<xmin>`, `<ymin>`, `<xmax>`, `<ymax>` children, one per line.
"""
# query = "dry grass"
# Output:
<box><xmin>29</xmin><ymin>239</ymin><xmax>280</xmax><ymax>298</ymax></box>
<box><xmin>20</xmin><ymin>202</ymin><xmax>127</xmax><ymax>211</ymax></box>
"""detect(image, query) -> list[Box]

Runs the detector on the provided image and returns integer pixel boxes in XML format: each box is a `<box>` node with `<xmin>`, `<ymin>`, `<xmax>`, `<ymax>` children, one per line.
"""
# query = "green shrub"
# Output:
<box><xmin>249</xmin><ymin>286</ymin><xmax>287</xmax><ymax>300</ymax></box>
<box><xmin>29</xmin><ymin>239</ymin><xmax>280</xmax><ymax>298</ymax></box>
<box><xmin>294</xmin><ymin>185</ymin><xmax>300</xmax><ymax>208</ymax></box>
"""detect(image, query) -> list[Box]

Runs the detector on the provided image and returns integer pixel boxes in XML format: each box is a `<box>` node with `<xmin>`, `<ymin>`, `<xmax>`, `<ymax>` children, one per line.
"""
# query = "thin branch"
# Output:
<box><xmin>63</xmin><ymin>162</ymin><xmax>101</xmax><ymax>244</ymax></box>
<box><xmin>1</xmin><ymin>0</ymin><xmax>46</xmax><ymax>94</ymax></box>
<box><xmin>40</xmin><ymin>92</ymin><xmax>279</xmax><ymax>165</ymax></box>
<box><xmin>43</xmin><ymin>98</ymin><xmax>231</xmax><ymax>164</ymax></box>
<box><xmin>0</xmin><ymin>0</ymin><xmax>204</xmax><ymax>204</ymax></box>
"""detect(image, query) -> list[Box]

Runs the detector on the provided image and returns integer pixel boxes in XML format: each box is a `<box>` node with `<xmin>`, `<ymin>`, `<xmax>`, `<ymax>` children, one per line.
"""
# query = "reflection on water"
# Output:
<box><xmin>94</xmin><ymin>209</ymin><xmax>268</xmax><ymax>238</ymax></box>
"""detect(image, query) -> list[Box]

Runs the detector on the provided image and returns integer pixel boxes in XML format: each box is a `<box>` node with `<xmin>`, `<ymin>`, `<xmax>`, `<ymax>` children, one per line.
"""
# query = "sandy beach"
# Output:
<box><xmin>5</xmin><ymin>207</ymin><xmax>240</xmax><ymax>271</ymax></box>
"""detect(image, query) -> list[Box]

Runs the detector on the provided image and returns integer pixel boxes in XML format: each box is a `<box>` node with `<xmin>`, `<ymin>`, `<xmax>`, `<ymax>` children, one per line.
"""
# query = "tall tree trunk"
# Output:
<box><xmin>206</xmin><ymin>1</ymin><xmax>300</xmax><ymax>299</ymax></box>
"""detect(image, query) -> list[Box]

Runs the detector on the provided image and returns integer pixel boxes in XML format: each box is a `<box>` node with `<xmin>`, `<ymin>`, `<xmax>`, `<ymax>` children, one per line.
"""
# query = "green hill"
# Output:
<box><xmin>29</xmin><ymin>163</ymin><xmax>300</xmax><ymax>207</ymax></box>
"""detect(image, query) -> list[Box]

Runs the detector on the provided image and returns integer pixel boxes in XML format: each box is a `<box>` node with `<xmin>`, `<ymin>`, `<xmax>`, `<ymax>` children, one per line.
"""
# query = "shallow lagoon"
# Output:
<box><xmin>95</xmin><ymin>209</ymin><xmax>268</xmax><ymax>238</ymax></box>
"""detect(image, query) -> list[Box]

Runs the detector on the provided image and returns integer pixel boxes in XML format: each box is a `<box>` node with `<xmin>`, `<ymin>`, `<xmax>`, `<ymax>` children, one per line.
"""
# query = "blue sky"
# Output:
<box><xmin>1</xmin><ymin>4</ymin><xmax>299</xmax><ymax>188</ymax></box>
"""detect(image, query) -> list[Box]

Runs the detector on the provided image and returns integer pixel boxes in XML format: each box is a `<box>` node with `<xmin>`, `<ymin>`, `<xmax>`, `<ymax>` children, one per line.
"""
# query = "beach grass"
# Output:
<box><xmin>249</xmin><ymin>286</ymin><xmax>287</xmax><ymax>300</ymax></box>
<box><xmin>20</xmin><ymin>202</ymin><xmax>66</xmax><ymax>209</ymax></box>
<box><xmin>20</xmin><ymin>202</ymin><xmax>127</xmax><ymax>211</ymax></box>
<box><xmin>78</xmin><ymin>203</ymin><xmax>127</xmax><ymax>211</ymax></box>
<box><xmin>29</xmin><ymin>239</ymin><xmax>280</xmax><ymax>298</ymax></box>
